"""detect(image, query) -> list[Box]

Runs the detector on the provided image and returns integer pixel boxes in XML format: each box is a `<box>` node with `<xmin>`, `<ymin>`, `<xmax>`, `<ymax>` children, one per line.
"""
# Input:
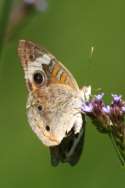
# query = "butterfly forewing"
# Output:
<box><xmin>18</xmin><ymin>40</ymin><xmax>79</xmax><ymax>91</ymax></box>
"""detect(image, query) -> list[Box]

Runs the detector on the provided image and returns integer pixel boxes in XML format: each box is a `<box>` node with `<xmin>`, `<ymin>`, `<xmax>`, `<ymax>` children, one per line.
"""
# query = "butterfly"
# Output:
<box><xmin>18</xmin><ymin>40</ymin><xmax>91</xmax><ymax>166</ymax></box>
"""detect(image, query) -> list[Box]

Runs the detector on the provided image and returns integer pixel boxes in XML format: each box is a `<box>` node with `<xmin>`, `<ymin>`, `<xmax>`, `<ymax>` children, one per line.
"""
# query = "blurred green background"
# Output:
<box><xmin>0</xmin><ymin>0</ymin><xmax>125</xmax><ymax>188</ymax></box>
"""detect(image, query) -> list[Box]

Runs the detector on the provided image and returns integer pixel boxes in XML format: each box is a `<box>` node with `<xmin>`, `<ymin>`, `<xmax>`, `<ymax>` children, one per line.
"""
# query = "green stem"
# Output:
<box><xmin>108</xmin><ymin>133</ymin><xmax>125</xmax><ymax>166</ymax></box>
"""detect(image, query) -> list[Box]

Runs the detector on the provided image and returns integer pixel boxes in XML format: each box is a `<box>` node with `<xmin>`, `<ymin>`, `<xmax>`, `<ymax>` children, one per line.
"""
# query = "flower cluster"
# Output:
<box><xmin>82</xmin><ymin>93</ymin><xmax>125</xmax><ymax>158</ymax></box>
<box><xmin>82</xmin><ymin>94</ymin><xmax>125</xmax><ymax>131</ymax></box>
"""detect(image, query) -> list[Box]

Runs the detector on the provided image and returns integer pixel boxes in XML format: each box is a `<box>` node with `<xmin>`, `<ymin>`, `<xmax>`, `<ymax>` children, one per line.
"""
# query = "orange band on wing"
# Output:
<box><xmin>51</xmin><ymin>64</ymin><xmax>61</xmax><ymax>77</ymax></box>
<box><xmin>60</xmin><ymin>72</ymin><xmax>67</xmax><ymax>83</ymax></box>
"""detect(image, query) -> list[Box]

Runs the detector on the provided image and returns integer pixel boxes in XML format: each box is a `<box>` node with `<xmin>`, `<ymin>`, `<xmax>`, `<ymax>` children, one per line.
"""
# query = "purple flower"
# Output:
<box><xmin>121</xmin><ymin>106</ymin><xmax>125</xmax><ymax>113</ymax></box>
<box><xmin>112</xmin><ymin>94</ymin><xmax>121</xmax><ymax>103</ymax></box>
<box><xmin>102</xmin><ymin>105</ymin><xmax>110</xmax><ymax>114</ymax></box>
<box><xmin>24</xmin><ymin>0</ymin><xmax>48</xmax><ymax>11</ymax></box>
<box><xmin>82</xmin><ymin>103</ymin><xmax>93</xmax><ymax>113</ymax></box>
<box><xmin>95</xmin><ymin>93</ymin><xmax>104</xmax><ymax>101</ymax></box>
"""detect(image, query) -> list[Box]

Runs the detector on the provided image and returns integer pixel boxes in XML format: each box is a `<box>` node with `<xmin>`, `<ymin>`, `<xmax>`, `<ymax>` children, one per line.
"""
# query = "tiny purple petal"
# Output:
<box><xmin>121</xmin><ymin>106</ymin><xmax>125</xmax><ymax>113</ymax></box>
<box><xmin>82</xmin><ymin>103</ymin><xmax>93</xmax><ymax>113</ymax></box>
<box><xmin>112</xmin><ymin>94</ymin><xmax>121</xmax><ymax>102</ymax></box>
<box><xmin>95</xmin><ymin>93</ymin><xmax>104</xmax><ymax>101</ymax></box>
<box><xmin>102</xmin><ymin>105</ymin><xmax>110</xmax><ymax>114</ymax></box>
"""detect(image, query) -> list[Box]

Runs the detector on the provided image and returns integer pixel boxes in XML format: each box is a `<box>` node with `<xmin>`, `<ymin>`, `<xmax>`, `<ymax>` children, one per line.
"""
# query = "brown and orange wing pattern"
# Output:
<box><xmin>18</xmin><ymin>40</ymin><xmax>79</xmax><ymax>91</ymax></box>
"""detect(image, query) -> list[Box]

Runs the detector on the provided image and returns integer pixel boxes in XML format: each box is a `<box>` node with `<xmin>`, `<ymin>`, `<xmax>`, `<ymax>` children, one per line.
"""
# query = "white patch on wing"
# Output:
<box><xmin>56</xmin><ymin>69</ymin><xmax>64</xmax><ymax>80</ymax></box>
<box><xmin>73</xmin><ymin>114</ymin><xmax>83</xmax><ymax>134</ymax></box>
<box><xmin>24</xmin><ymin>54</ymin><xmax>51</xmax><ymax>81</ymax></box>
<box><xmin>36</xmin><ymin>54</ymin><xmax>51</xmax><ymax>65</ymax></box>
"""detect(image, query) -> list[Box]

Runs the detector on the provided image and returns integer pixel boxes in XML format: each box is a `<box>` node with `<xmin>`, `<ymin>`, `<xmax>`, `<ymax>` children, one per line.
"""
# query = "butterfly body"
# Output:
<box><xmin>18</xmin><ymin>40</ymin><xmax>91</xmax><ymax>165</ymax></box>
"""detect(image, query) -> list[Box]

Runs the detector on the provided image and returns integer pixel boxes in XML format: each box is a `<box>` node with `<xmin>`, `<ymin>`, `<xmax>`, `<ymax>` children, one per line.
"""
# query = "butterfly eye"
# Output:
<box><xmin>33</xmin><ymin>71</ymin><xmax>45</xmax><ymax>85</ymax></box>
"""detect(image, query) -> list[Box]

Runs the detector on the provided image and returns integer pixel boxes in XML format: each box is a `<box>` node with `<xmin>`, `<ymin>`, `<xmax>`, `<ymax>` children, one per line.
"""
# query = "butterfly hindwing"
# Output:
<box><xmin>49</xmin><ymin>114</ymin><xmax>85</xmax><ymax>166</ymax></box>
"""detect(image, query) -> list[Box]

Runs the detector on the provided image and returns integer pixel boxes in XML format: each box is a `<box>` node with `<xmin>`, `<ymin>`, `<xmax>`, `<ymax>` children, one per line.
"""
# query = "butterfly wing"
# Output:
<box><xmin>18</xmin><ymin>40</ymin><xmax>85</xmax><ymax>166</ymax></box>
<box><xmin>49</xmin><ymin>114</ymin><xmax>85</xmax><ymax>166</ymax></box>
<box><xmin>18</xmin><ymin>40</ymin><xmax>79</xmax><ymax>92</ymax></box>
